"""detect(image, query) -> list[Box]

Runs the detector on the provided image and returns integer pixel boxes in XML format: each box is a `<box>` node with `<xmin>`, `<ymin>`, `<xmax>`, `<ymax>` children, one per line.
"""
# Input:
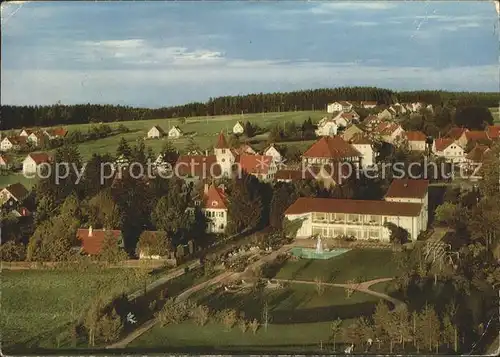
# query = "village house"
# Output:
<box><xmin>263</xmin><ymin>144</ymin><xmax>283</xmax><ymax>163</ymax></box>
<box><xmin>147</xmin><ymin>125</ymin><xmax>165</xmax><ymax>139</ymax></box>
<box><xmin>405</xmin><ymin>131</ymin><xmax>427</xmax><ymax>151</ymax></box>
<box><xmin>0</xmin><ymin>182</ymin><xmax>29</xmax><ymax>208</ymax></box>
<box><xmin>362</xmin><ymin>115</ymin><xmax>383</xmax><ymax>132</ymax></box>
<box><xmin>302</xmin><ymin>136</ymin><xmax>362</xmax><ymax>167</ymax></box>
<box><xmin>457</xmin><ymin>130</ymin><xmax>491</xmax><ymax>149</ymax></box>
<box><xmin>341</xmin><ymin>124</ymin><xmax>364</xmax><ymax>141</ymax></box>
<box><xmin>239</xmin><ymin>154</ymin><xmax>277</xmax><ymax>181</ymax></box>
<box><xmin>19</xmin><ymin>129</ymin><xmax>33</xmax><ymax>137</ymax></box>
<box><xmin>168</xmin><ymin>126</ymin><xmax>183</xmax><ymax>138</ymax></box>
<box><xmin>327</xmin><ymin>101</ymin><xmax>353</xmax><ymax>113</ymax></box>
<box><xmin>1</xmin><ymin>136</ymin><xmax>27</xmax><ymax>152</ymax></box>
<box><xmin>373</xmin><ymin>122</ymin><xmax>405</xmax><ymax>145</ymax></box>
<box><xmin>43</xmin><ymin>127</ymin><xmax>68</xmax><ymax>140</ymax></box>
<box><xmin>409</xmin><ymin>102</ymin><xmax>425</xmax><ymax>112</ymax></box>
<box><xmin>315</xmin><ymin>118</ymin><xmax>339</xmax><ymax>136</ymax></box>
<box><xmin>432</xmin><ymin>138</ymin><xmax>465</xmax><ymax>164</ymax></box>
<box><xmin>332</xmin><ymin>111</ymin><xmax>359</xmax><ymax>127</ymax></box>
<box><xmin>463</xmin><ymin>144</ymin><xmax>492</xmax><ymax>173</ymax></box>
<box><xmin>22</xmin><ymin>152</ymin><xmax>51</xmax><ymax>176</ymax></box>
<box><xmin>194</xmin><ymin>184</ymin><xmax>228</xmax><ymax>234</ymax></box>
<box><xmin>0</xmin><ymin>155</ymin><xmax>12</xmax><ymax>170</ymax></box>
<box><xmin>76</xmin><ymin>226</ymin><xmax>123</xmax><ymax>255</ymax></box>
<box><xmin>232</xmin><ymin>121</ymin><xmax>245</xmax><ymax>135</ymax></box>
<box><xmin>377</xmin><ymin>108</ymin><xmax>394</xmax><ymax>121</ymax></box>
<box><xmin>349</xmin><ymin>134</ymin><xmax>376</xmax><ymax>168</ymax></box>
<box><xmin>384</xmin><ymin>179</ymin><xmax>429</xmax><ymax>230</ymax></box>
<box><xmin>27</xmin><ymin>131</ymin><xmax>49</xmax><ymax>147</ymax></box>
<box><xmin>284</xmin><ymin>179</ymin><xmax>429</xmax><ymax>242</ymax></box>
<box><xmin>360</xmin><ymin>101</ymin><xmax>377</xmax><ymax>109</ymax></box>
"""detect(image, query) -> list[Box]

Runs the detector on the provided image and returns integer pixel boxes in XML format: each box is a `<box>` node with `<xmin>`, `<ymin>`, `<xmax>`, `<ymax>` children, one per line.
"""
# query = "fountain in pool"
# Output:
<box><xmin>290</xmin><ymin>235</ymin><xmax>350</xmax><ymax>260</ymax></box>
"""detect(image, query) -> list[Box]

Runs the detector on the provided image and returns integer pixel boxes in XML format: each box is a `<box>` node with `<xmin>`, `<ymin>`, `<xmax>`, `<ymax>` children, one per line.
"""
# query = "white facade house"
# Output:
<box><xmin>405</xmin><ymin>131</ymin><xmax>427</xmax><ymax>151</ymax></box>
<box><xmin>22</xmin><ymin>153</ymin><xmax>51</xmax><ymax>176</ymax></box>
<box><xmin>1</xmin><ymin>136</ymin><xmax>25</xmax><ymax>152</ymax></box>
<box><xmin>19</xmin><ymin>129</ymin><xmax>32</xmax><ymax>137</ymax></box>
<box><xmin>147</xmin><ymin>125</ymin><xmax>165</xmax><ymax>139</ymax></box>
<box><xmin>285</xmin><ymin>179</ymin><xmax>429</xmax><ymax>242</ymax></box>
<box><xmin>315</xmin><ymin>119</ymin><xmax>338</xmax><ymax>136</ymax></box>
<box><xmin>360</xmin><ymin>101</ymin><xmax>377</xmax><ymax>109</ymax></box>
<box><xmin>350</xmin><ymin>135</ymin><xmax>376</xmax><ymax>168</ymax></box>
<box><xmin>377</xmin><ymin>109</ymin><xmax>394</xmax><ymax>120</ymax></box>
<box><xmin>168</xmin><ymin>126</ymin><xmax>183</xmax><ymax>138</ymax></box>
<box><xmin>327</xmin><ymin>101</ymin><xmax>352</xmax><ymax>113</ymax></box>
<box><xmin>198</xmin><ymin>184</ymin><xmax>228</xmax><ymax>234</ymax></box>
<box><xmin>263</xmin><ymin>144</ymin><xmax>283</xmax><ymax>163</ymax></box>
<box><xmin>432</xmin><ymin>139</ymin><xmax>466</xmax><ymax>164</ymax></box>
<box><xmin>285</xmin><ymin>198</ymin><xmax>425</xmax><ymax>242</ymax></box>
<box><xmin>233</xmin><ymin>121</ymin><xmax>245</xmax><ymax>135</ymax></box>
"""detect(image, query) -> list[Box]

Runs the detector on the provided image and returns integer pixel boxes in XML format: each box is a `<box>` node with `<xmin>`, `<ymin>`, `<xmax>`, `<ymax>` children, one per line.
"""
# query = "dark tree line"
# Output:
<box><xmin>2</xmin><ymin>87</ymin><xmax>498</xmax><ymax>130</ymax></box>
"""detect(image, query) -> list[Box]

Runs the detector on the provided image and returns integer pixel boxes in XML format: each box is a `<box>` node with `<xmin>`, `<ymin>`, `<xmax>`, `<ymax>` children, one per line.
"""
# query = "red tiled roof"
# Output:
<box><xmin>27</xmin><ymin>152</ymin><xmax>51</xmax><ymax>164</ymax></box>
<box><xmin>303</xmin><ymin>136</ymin><xmax>361</xmax><ymax>159</ymax></box>
<box><xmin>405</xmin><ymin>131</ymin><xmax>426</xmax><ymax>142</ymax></box>
<box><xmin>375</xmin><ymin>122</ymin><xmax>402</xmax><ymax>136</ymax></box>
<box><xmin>5</xmin><ymin>136</ymin><xmax>27</xmax><ymax>145</ymax></box>
<box><xmin>487</xmin><ymin>125</ymin><xmax>500</xmax><ymax>139</ymax></box>
<box><xmin>76</xmin><ymin>228</ymin><xmax>122</xmax><ymax>255</ymax></box>
<box><xmin>385</xmin><ymin>179</ymin><xmax>429</xmax><ymax>199</ymax></box>
<box><xmin>446</xmin><ymin>127</ymin><xmax>468</xmax><ymax>140</ymax></box>
<box><xmin>46</xmin><ymin>127</ymin><xmax>68</xmax><ymax>137</ymax></box>
<box><xmin>203</xmin><ymin>185</ymin><xmax>227</xmax><ymax>209</ymax></box>
<box><xmin>361</xmin><ymin>101</ymin><xmax>377</xmax><ymax>106</ymax></box>
<box><xmin>466</xmin><ymin>145</ymin><xmax>491</xmax><ymax>162</ymax></box>
<box><xmin>464</xmin><ymin>131</ymin><xmax>489</xmax><ymax>142</ymax></box>
<box><xmin>2</xmin><ymin>183</ymin><xmax>29</xmax><ymax>201</ymax></box>
<box><xmin>215</xmin><ymin>131</ymin><xmax>229</xmax><ymax>149</ymax></box>
<box><xmin>0</xmin><ymin>155</ymin><xmax>11</xmax><ymax>165</ymax></box>
<box><xmin>284</xmin><ymin>197</ymin><xmax>422</xmax><ymax>217</ymax></box>
<box><xmin>234</xmin><ymin>144</ymin><xmax>256</xmax><ymax>155</ymax></box>
<box><xmin>175</xmin><ymin>155</ymin><xmax>222</xmax><ymax>178</ymax></box>
<box><xmin>433</xmin><ymin>138</ymin><xmax>456</xmax><ymax>152</ymax></box>
<box><xmin>238</xmin><ymin>154</ymin><xmax>273</xmax><ymax>175</ymax></box>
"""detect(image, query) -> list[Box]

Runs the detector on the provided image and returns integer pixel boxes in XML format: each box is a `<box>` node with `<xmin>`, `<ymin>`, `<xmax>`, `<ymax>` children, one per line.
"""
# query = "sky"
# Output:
<box><xmin>1</xmin><ymin>1</ymin><xmax>499</xmax><ymax>108</ymax></box>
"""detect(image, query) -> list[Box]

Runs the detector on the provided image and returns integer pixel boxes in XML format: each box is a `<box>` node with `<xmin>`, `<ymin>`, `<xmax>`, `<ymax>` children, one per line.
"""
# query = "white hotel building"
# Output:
<box><xmin>285</xmin><ymin>179</ymin><xmax>429</xmax><ymax>242</ymax></box>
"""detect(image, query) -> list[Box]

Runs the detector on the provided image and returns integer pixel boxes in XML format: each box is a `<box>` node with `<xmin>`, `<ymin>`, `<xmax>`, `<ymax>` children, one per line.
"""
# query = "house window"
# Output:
<box><xmin>222</xmin><ymin>149</ymin><xmax>226</xmax><ymax>154</ymax></box>
<box><xmin>211</xmin><ymin>201</ymin><xmax>218</xmax><ymax>207</ymax></box>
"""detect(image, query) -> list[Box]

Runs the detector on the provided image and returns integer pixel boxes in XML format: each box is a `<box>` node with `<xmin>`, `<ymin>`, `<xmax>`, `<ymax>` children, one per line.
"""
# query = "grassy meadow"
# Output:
<box><xmin>1</xmin><ymin>268</ymin><xmax>145</xmax><ymax>350</ymax></box>
<box><xmin>273</xmin><ymin>249</ymin><xmax>398</xmax><ymax>283</ymax></box>
<box><xmin>130</xmin><ymin>284</ymin><xmax>383</xmax><ymax>353</ymax></box>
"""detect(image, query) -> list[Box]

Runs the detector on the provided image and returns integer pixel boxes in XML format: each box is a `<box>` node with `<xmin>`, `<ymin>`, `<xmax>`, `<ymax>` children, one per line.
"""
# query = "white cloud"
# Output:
<box><xmin>80</xmin><ymin>39</ymin><xmax>224</xmax><ymax>65</ymax></box>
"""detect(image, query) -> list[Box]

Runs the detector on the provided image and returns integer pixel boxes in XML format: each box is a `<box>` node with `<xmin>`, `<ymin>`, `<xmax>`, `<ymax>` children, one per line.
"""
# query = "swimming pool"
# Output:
<box><xmin>290</xmin><ymin>247</ymin><xmax>350</xmax><ymax>259</ymax></box>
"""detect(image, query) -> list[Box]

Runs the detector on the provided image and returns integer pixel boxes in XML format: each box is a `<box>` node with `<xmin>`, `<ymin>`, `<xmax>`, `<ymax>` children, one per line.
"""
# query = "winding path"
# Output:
<box><xmin>272</xmin><ymin>277</ymin><xmax>406</xmax><ymax>311</ymax></box>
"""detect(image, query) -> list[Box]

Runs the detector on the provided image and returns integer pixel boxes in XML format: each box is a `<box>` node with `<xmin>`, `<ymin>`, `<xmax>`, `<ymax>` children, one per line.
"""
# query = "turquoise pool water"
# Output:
<box><xmin>290</xmin><ymin>247</ymin><xmax>350</xmax><ymax>259</ymax></box>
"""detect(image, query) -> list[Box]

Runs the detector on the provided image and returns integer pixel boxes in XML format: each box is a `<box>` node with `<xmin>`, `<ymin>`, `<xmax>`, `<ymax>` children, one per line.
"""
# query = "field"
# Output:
<box><xmin>130</xmin><ymin>284</ymin><xmax>382</xmax><ymax>353</ymax></box>
<box><xmin>1</xmin><ymin>268</ymin><xmax>151</xmax><ymax>350</ymax></box>
<box><xmin>0</xmin><ymin>111</ymin><xmax>323</xmax><ymax>188</ymax></box>
<box><xmin>272</xmin><ymin>249</ymin><xmax>398</xmax><ymax>283</ymax></box>
<box><xmin>55</xmin><ymin>111</ymin><xmax>324</xmax><ymax>160</ymax></box>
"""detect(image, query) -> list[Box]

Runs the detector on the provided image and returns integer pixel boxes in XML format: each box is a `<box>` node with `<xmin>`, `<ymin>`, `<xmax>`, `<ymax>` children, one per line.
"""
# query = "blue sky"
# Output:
<box><xmin>1</xmin><ymin>1</ymin><xmax>499</xmax><ymax>107</ymax></box>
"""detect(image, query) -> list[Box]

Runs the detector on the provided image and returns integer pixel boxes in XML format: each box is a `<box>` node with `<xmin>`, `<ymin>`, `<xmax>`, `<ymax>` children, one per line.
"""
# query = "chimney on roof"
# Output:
<box><xmin>205</xmin><ymin>150</ymin><xmax>209</xmax><ymax>156</ymax></box>
<box><xmin>404</xmin><ymin>183</ymin><xmax>408</xmax><ymax>188</ymax></box>
<box><xmin>204</xmin><ymin>183</ymin><xmax>209</xmax><ymax>195</ymax></box>
<box><xmin>88</xmin><ymin>226</ymin><xmax>93</xmax><ymax>237</ymax></box>
<box><xmin>219</xmin><ymin>184</ymin><xmax>225</xmax><ymax>193</ymax></box>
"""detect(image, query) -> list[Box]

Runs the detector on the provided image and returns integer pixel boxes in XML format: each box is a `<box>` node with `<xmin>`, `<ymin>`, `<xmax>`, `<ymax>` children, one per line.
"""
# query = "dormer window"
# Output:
<box><xmin>194</xmin><ymin>200</ymin><xmax>201</xmax><ymax>206</ymax></box>
<box><xmin>212</xmin><ymin>201</ymin><xmax>218</xmax><ymax>207</ymax></box>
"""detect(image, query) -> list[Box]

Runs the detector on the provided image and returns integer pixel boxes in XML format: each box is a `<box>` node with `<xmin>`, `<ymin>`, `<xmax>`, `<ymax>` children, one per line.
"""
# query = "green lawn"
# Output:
<box><xmin>130</xmin><ymin>284</ymin><xmax>382</xmax><ymax>353</ymax></box>
<box><xmin>1</xmin><ymin>268</ymin><xmax>146</xmax><ymax>350</ymax></box>
<box><xmin>0</xmin><ymin>172</ymin><xmax>37</xmax><ymax>189</ymax></box>
<box><xmin>274</xmin><ymin>249</ymin><xmax>399</xmax><ymax>283</ymax></box>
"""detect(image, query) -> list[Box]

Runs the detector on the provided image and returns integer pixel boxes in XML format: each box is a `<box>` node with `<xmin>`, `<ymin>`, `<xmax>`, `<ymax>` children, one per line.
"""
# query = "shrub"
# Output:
<box><xmin>218</xmin><ymin>309</ymin><xmax>238</xmax><ymax>330</ymax></box>
<box><xmin>156</xmin><ymin>299</ymin><xmax>196</xmax><ymax>326</ymax></box>
<box><xmin>192</xmin><ymin>305</ymin><xmax>210</xmax><ymax>326</ymax></box>
<box><xmin>117</xmin><ymin>124</ymin><xmax>130</xmax><ymax>133</ymax></box>
<box><xmin>0</xmin><ymin>241</ymin><xmax>26</xmax><ymax>261</ymax></box>
<box><xmin>238</xmin><ymin>318</ymin><xmax>248</xmax><ymax>333</ymax></box>
<box><xmin>97</xmin><ymin>309</ymin><xmax>123</xmax><ymax>343</ymax></box>
<box><xmin>249</xmin><ymin>319</ymin><xmax>259</xmax><ymax>334</ymax></box>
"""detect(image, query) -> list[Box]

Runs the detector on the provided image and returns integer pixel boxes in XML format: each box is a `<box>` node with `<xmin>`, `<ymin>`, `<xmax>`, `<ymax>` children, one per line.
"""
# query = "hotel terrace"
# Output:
<box><xmin>285</xmin><ymin>179</ymin><xmax>429</xmax><ymax>242</ymax></box>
